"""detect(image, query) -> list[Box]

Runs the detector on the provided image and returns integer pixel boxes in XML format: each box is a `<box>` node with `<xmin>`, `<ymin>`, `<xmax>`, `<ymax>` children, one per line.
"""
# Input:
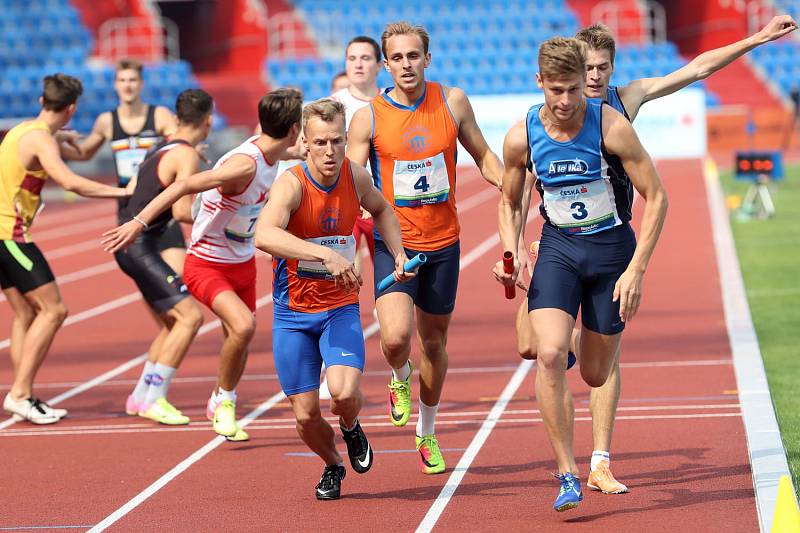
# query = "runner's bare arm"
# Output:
<box><xmin>494</xmin><ymin>121</ymin><xmax>528</xmax><ymax>287</ymax></box>
<box><xmin>601</xmin><ymin>105</ymin><xmax>669</xmax><ymax>321</ymax></box>
<box><xmin>70</xmin><ymin>112</ymin><xmax>111</xmax><ymax>161</ymax></box>
<box><xmin>102</xmin><ymin>154</ymin><xmax>256</xmax><ymax>252</ymax></box>
<box><xmin>154</xmin><ymin>105</ymin><xmax>178</xmax><ymax>137</ymax></box>
<box><xmin>345</xmin><ymin>106</ymin><xmax>372</xmax><ymax>167</ymax></box>
<box><xmin>354</xmin><ymin>164</ymin><xmax>412</xmax><ymax>282</ymax></box>
<box><xmin>28</xmin><ymin>129</ymin><xmax>127</xmax><ymax>198</ymax></box>
<box><xmin>255</xmin><ymin>172</ymin><xmax>361</xmax><ymax>289</ymax></box>
<box><xmin>54</xmin><ymin>130</ymin><xmax>84</xmax><ymax>160</ymax></box>
<box><xmin>620</xmin><ymin>15</ymin><xmax>797</xmax><ymax>120</ymax></box>
<box><xmin>445</xmin><ymin>86</ymin><xmax>503</xmax><ymax>188</ymax></box>
<box><xmin>162</xmin><ymin>146</ymin><xmax>201</xmax><ymax>223</ymax></box>
<box><xmin>281</xmin><ymin>136</ymin><xmax>307</xmax><ymax>160</ymax></box>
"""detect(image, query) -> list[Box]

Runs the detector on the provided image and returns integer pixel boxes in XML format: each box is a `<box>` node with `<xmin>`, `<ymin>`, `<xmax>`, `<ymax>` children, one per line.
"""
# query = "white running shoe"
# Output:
<box><xmin>3</xmin><ymin>394</ymin><xmax>60</xmax><ymax>424</ymax></box>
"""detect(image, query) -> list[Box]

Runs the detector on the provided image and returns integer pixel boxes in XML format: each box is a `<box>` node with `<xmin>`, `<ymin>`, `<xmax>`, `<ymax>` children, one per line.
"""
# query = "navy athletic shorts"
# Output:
<box><xmin>374</xmin><ymin>239</ymin><xmax>459</xmax><ymax>315</ymax></box>
<box><xmin>528</xmin><ymin>222</ymin><xmax>636</xmax><ymax>335</ymax></box>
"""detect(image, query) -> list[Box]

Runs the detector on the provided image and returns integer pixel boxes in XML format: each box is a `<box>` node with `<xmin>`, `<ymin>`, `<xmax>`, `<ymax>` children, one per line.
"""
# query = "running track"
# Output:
<box><xmin>0</xmin><ymin>160</ymin><xmax>760</xmax><ymax>532</ymax></box>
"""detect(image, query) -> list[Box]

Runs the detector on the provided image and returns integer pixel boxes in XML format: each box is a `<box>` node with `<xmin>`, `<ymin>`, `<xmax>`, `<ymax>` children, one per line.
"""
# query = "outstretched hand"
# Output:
<box><xmin>757</xmin><ymin>15</ymin><xmax>797</xmax><ymax>43</ymax></box>
<box><xmin>101</xmin><ymin>220</ymin><xmax>143</xmax><ymax>254</ymax></box>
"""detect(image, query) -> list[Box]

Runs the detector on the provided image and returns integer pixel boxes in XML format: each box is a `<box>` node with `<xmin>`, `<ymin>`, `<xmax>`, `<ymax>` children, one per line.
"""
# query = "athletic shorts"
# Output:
<box><xmin>353</xmin><ymin>215</ymin><xmax>375</xmax><ymax>260</ymax></box>
<box><xmin>528</xmin><ymin>222</ymin><xmax>636</xmax><ymax>335</ymax></box>
<box><xmin>0</xmin><ymin>240</ymin><xmax>55</xmax><ymax>294</ymax></box>
<box><xmin>184</xmin><ymin>253</ymin><xmax>257</xmax><ymax>312</ymax></box>
<box><xmin>113</xmin><ymin>230</ymin><xmax>189</xmax><ymax>314</ymax></box>
<box><xmin>272</xmin><ymin>302</ymin><xmax>365</xmax><ymax>396</ymax></box>
<box><xmin>157</xmin><ymin>220</ymin><xmax>186</xmax><ymax>252</ymax></box>
<box><xmin>374</xmin><ymin>239</ymin><xmax>459</xmax><ymax>315</ymax></box>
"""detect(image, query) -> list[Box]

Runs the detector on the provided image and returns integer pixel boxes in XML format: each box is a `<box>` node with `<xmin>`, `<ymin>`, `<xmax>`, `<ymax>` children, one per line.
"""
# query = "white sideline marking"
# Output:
<box><xmin>704</xmin><ymin>157</ymin><xmax>795</xmax><ymax>532</ymax></box>
<box><xmin>416</xmin><ymin>360</ymin><xmax>534</xmax><ymax>533</ymax></box>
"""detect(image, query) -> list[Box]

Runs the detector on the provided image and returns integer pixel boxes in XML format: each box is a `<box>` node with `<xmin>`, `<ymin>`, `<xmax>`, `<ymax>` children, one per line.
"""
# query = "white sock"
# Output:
<box><xmin>416</xmin><ymin>401</ymin><xmax>438</xmax><ymax>437</ymax></box>
<box><xmin>144</xmin><ymin>363</ymin><xmax>176</xmax><ymax>405</ymax></box>
<box><xmin>392</xmin><ymin>360</ymin><xmax>411</xmax><ymax>382</ymax></box>
<box><xmin>217</xmin><ymin>387</ymin><xmax>237</xmax><ymax>403</ymax></box>
<box><xmin>591</xmin><ymin>450</ymin><xmax>610</xmax><ymax>472</ymax></box>
<box><xmin>132</xmin><ymin>361</ymin><xmax>156</xmax><ymax>403</ymax></box>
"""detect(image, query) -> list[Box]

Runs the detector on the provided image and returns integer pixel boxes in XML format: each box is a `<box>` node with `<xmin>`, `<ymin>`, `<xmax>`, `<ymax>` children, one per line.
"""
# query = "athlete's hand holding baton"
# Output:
<box><xmin>377</xmin><ymin>253</ymin><xmax>425</xmax><ymax>293</ymax></box>
<box><xmin>493</xmin><ymin>251</ymin><xmax>520</xmax><ymax>299</ymax></box>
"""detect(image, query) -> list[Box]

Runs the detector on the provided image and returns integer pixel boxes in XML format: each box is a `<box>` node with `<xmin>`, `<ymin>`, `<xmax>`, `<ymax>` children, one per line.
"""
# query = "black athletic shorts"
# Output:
<box><xmin>114</xmin><ymin>229</ymin><xmax>189</xmax><ymax>314</ymax></box>
<box><xmin>0</xmin><ymin>240</ymin><xmax>55</xmax><ymax>294</ymax></box>
<box><xmin>157</xmin><ymin>219</ymin><xmax>186</xmax><ymax>252</ymax></box>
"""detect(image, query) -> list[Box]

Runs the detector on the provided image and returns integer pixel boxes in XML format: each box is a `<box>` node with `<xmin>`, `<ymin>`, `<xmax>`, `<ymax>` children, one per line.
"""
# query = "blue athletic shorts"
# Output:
<box><xmin>528</xmin><ymin>222</ymin><xmax>636</xmax><ymax>335</ymax></box>
<box><xmin>373</xmin><ymin>239</ymin><xmax>459</xmax><ymax>315</ymax></box>
<box><xmin>272</xmin><ymin>302</ymin><xmax>365</xmax><ymax>396</ymax></box>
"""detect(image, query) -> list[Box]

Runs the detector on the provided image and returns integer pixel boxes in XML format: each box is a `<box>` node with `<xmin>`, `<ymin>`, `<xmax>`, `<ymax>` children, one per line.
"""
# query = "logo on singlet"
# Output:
<box><xmin>548</xmin><ymin>159</ymin><xmax>589</xmax><ymax>176</ymax></box>
<box><xmin>402</xmin><ymin>125</ymin><xmax>431</xmax><ymax>154</ymax></box>
<box><xmin>319</xmin><ymin>207</ymin><xmax>340</xmax><ymax>233</ymax></box>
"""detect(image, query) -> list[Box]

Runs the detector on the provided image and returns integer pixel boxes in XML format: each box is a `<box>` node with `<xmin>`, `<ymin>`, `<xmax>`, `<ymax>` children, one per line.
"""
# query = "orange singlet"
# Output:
<box><xmin>369</xmin><ymin>81</ymin><xmax>459</xmax><ymax>251</ymax></box>
<box><xmin>272</xmin><ymin>160</ymin><xmax>361</xmax><ymax>313</ymax></box>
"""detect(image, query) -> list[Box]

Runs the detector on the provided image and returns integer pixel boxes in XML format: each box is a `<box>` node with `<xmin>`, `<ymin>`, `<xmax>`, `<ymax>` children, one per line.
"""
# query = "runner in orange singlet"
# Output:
<box><xmin>346</xmin><ymin>22</ymin><xmax>503</xmax><ymax>474</ymax></box>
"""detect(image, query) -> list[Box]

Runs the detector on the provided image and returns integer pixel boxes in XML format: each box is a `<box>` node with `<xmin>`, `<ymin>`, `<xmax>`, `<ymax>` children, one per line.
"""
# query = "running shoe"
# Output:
<box><xmin>315</xmin><ymin>464</ymin><xmax>346</xmax><ymax>500</ymax></box>
<box><xmin>207</xmin><ymin>394</ymin><xmax>249</xmax><ymax>441</ymax></box>
<box><xmin>415</xmin><ymin>434</ymin><xmax>446</xmax><ymax>475</ymax></box>
<box><xmin>341</xmin><ymin>420</ymin><xmax>373</xmax><ymax>474</ymax></box>
<box><xmin>553</xmin><ymin>472</ymin><xmax>583</xmax><ymax>512</ymax></box>
<box><xmin>213</xmin><ymin>399</ymin><xmax>238</xmax><ymax>437</ymax></box>
<box><xmin>140</xmin><ymin>397</ymin><xmax>190</xmax><ymax>425</ymax></box>
<box><xmin>388</xmin><ymin>360</ymin><xmax>413</xmax><ymax>427</ymax></box>
<box><xmin>587</xmin><ymin>460</ymin><xmax>629</xmax><ymax>494</ymax></box>
<box><xmin>33</xmin><ymin>399</ymin><xmax>67</xmax><ymax>420</ymax></box>
<box><xmin>3</xmin><ymin>394</ymin><xmax>59</xmax><ymax>425</ymax></box>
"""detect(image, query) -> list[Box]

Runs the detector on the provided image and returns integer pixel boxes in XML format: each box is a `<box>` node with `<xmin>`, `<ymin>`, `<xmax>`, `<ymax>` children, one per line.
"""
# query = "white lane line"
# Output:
<box><xmin>416</xmin><ymin>359</ymin><xmax>534</xmax><ymax>533</ymax></box>
<box><xmin>8</xmin><ymin>358</ymin><xmax>731</xmax><ymax>390</ymax></box>
<box><xmin>0</xmin><ymin>293</ymin><xmax>274</xmax><ymax>430</ymax></box>
<box><xmin>34</xmin><ymin>202</ymin><xmax>113</xmax><ymax>229</ymax></box>
<box><xmin>0</xmin><ymin>404</ymin><xmax>743</xmax><ymax>437</ymax></box>
<box><xmin>0</xmin><ymin>292</ymin><xmax>141</xmax><ymax>352</ymax></box>
<box><xmin>0</xmin><ymin>411</ymin><xmax>744</xmax><ymax>439</ymax></box>
<box><xmin>86</xmin><ymin>389</ymin><xmax>287</xmax><ymax>533</ymax></box>
<box><xmin>33</xmin><ymin>218</ymin><xmax>110</xmax><ymax>242</ymax></box>
<box><xmin>704</xmin><ymin>157</ymin><xmax>795</xmax><ymax>532</ymax></box>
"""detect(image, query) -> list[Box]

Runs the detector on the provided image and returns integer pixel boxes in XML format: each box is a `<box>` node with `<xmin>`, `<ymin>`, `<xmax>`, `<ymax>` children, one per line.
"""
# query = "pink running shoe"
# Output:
<box><xmin>125</xmin><ymin>395</ymin><xmax>141</xmax><ymax>416</ymax></box>
<box><xmin>206</xmin><ymin>393</ymin><xmax>219</xmax><ymax>421</ymax></box>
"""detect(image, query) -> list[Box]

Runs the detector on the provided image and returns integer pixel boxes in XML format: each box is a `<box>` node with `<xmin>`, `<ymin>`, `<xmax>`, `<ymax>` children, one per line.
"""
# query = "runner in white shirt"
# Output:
<box><xmin>319</xmin><ymin>36</ymin><xmax>383</xmax><ymax>400</ymax></box>
<box><xmin>103</xmin><ymin>88</ymin><xmax>304</xmax><ymax>440</ymax></box>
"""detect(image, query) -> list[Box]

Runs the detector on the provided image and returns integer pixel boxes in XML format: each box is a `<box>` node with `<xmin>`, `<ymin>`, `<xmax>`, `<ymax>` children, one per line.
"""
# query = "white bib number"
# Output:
<box><xmin>115</xmin><ymin>148</ymin><xmax>147</xmax><ymax>184</ymax></box>
<box><xmin>392</xmin><ymin>152</ymin><xmax>449</xmax><ymax>207</ymax></box>
<box><xmin>224</xmin><ymin>204</ymin><xmax>263</xmax><ymax>243</ymax></box>
<box><xmin>297</xmin><ymin>235</ymin><xmax>356</xmax><ymax>280</ymax></box>
<box><xmin>543</xmin><ymin>179</ymin><xmax>618</xmax><ymax>235</ymax></box>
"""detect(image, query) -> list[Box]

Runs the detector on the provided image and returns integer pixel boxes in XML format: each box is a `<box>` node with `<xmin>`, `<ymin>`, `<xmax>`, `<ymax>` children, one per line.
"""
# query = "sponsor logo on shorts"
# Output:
<box><xmin>548</xmin><ymin>159</ymin><xmax>588</xmax><ymax>176</ymax></box>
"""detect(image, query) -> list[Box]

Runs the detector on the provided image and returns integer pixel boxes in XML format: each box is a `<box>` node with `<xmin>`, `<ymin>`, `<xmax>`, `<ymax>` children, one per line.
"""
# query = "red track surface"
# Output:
<box><xmin>0</xmin><ymin>160</ymin><xmax>758</xmax><ymax>532</ymax></box>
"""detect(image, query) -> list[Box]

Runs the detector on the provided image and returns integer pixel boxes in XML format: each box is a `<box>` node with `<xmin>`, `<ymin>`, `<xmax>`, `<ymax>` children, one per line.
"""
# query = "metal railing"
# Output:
<box><xmin>98</xmin><ymin>17</ymin><xmax>179</xmax><ymax>62</ymax></box>
<box><xmin>591</xmin><ymin>0</ymin><xmax>666</xmax><ymax>43</ymax></box>
<box><xmin>267</xmin><ymin>11</ymin><xmax>349</xmax><ymax>59</ymax></box>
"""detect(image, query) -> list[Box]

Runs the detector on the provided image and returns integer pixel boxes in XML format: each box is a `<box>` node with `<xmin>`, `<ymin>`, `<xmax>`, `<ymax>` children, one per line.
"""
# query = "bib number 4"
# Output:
<box><xmin>414</xmin><ymin>175</ymin><xmax>430</xmax><ymax>193</ymax></box>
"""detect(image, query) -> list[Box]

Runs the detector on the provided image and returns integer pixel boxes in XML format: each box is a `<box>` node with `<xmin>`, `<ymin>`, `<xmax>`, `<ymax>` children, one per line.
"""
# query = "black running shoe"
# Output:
<box><xmin>341</xmin><ymin>420</ymin><xmax>373</xmax><ymax>474</ymax></box>
<box><xmin>315</xmin><ymin>465</ymin><xmax>346</xmax><ymax>500</ymax></box>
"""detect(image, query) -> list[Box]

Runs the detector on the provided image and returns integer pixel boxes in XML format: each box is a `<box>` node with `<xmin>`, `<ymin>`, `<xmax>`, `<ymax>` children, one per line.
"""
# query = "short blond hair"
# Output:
<box><xmin>381</xmin><ymin>21</ymin><xmax>429</xmax><ymax>59</ymax></box>
<box><xmin>538</xmin><ymin>37</ymin><xmax>587</xmax><ymax>81</ymax></box>
<box><xmin>575</xmin><ymin>24</ymin><xmax>617</xmax><ymax>65</ymax></box>
<box><xmin>116</xmin><ymin>59</ymin><xmax>143</xmax><ymax>76</ymax></box>
<box><xmin>302</xmin><ymin>98</ymin><xmax>345</xmax><ymax>131</ymax></box>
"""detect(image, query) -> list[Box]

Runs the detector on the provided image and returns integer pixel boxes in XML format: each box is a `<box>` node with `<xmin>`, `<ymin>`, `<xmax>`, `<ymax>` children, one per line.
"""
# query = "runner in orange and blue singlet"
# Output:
<box><xmin>346</xmin><ymin>22</ymin><xmax>503</xmax><ymax>475</ymax></box>
<box><xmin>256</xmin><ymin>99</ymin><xmax>409</xmax><ymax>500</ymax></box>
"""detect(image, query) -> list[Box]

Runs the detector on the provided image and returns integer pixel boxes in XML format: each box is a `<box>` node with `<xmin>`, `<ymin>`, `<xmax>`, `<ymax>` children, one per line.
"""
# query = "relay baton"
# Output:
<box><xmin>377</xmin><ymin>253</ymin><xmax>427</xmax><ymax>293</ymax></box>
<box><xmin>503</xmin><ymin>251</ymin><xmax>516</xmax><ymax>299</ymax></box>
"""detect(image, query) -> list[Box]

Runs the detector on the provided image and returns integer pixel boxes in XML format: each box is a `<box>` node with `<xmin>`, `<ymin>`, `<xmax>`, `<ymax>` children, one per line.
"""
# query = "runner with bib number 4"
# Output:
<box><xmin>255</xmin><ymin>99</ymin><xmax>411</xmax><ymax>500</ymax></box>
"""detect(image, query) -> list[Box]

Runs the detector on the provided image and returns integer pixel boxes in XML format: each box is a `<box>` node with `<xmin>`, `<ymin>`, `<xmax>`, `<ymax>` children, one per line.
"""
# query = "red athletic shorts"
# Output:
<box><xmin>183</xmin><ymin>254</ymin><xmax>257</xmax><ymax>312</ymax></box>
<box><xmin>353</xmin><ymin>214</ymin><xmax>375</xmax><ymax>260</ymax></box>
